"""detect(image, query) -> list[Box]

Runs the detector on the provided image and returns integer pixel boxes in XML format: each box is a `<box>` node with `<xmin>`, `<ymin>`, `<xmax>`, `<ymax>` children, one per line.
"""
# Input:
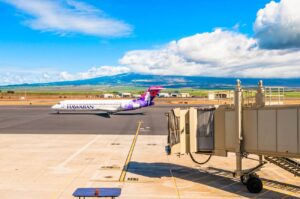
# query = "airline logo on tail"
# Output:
<box><xmin>139</xmin><ymin>86</ymin><xmax>163</xmax><ymax>106</ymax></box>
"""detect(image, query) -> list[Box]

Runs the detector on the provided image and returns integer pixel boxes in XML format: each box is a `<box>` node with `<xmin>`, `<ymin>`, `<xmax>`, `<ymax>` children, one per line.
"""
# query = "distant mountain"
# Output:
<box><xmin>2</xmin><ymin>73</ymin><xmax>300</xmax><ymax>89</ymax></box>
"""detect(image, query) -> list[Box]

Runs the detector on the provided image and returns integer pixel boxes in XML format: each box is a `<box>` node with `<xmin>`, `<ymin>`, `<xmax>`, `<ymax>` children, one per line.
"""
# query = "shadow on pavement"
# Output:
<box><xmin>49</xmin><ymin>111</ymin><xmax>145</xmax><ymax>117</ymax></box>
<box><xmin>49</xmin><ymin>112</ymin><xmax>111</xmax><ymax>118</ymax></box>
<box><xmin>127</xmin><ymin>161</ymin><xmax>300</xmax><ymax>198</ymax></box>
<box><xmin>113</xmin><ymin>112</ymin><xmax>145</xmax><ymax>116</ymax></box>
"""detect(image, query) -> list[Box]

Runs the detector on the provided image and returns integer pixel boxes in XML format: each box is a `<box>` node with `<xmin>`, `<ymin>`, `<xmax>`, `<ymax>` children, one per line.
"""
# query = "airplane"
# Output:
<box><xmin>51</xmin><ymin>86</ymin><xmax>163</xmax><ymax>115</ymax></box>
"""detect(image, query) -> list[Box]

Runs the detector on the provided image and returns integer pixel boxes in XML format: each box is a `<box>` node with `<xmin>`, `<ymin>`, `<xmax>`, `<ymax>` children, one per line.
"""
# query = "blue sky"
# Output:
<box><xmin>0</xmin><ymin>0</ymin><xmax>300</xmax><ymax>85</ymax></box>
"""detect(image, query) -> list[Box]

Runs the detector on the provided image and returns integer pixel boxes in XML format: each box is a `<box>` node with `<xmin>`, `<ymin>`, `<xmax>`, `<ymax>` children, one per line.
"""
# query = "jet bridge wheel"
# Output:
<box><xmin>246</xmin><ymin>176</ymin><xmax>263</xmax><ymax>193</ymax></box>
<box><xmin>240</xmin><ymin>175</ymin><xmax>247</xmax><ymax>185</ymax></box>
<box><xmin>240</xmin><ymin>173</ymin><xmax>258</xmax><ymax>185</ymax></box>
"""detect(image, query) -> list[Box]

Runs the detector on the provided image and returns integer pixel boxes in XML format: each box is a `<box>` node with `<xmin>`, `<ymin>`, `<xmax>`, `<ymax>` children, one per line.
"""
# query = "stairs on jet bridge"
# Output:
<box><xmin>265</xmin><ymin>156</ymin><xmax>300</xmax><ymax>177</ymax></box>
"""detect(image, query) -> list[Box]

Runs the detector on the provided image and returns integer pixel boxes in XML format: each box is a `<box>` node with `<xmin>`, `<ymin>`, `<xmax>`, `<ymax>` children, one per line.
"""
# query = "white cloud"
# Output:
<box><xmin>176</xmin><ymin>29</ymin><xmax>257</xmax><ymax>64</ymax></box>
<box><xmin>119</xmin><ymin>44</ymin><xmax>202</xmax><ymax>75</ymax></box>
<box><xmin>120</xmin><ymin>29</ymin><xmax>300</xmax><ymax>78</ymax></box>
<box><xmin>254</xmin><ymin>0</ymin><xmax>300</xmax><ymax>49</ymax></box>
<box><xmin>3</xmin><ymin>0</ymin><xmax>132</xmax><ymax>37</ymax></box>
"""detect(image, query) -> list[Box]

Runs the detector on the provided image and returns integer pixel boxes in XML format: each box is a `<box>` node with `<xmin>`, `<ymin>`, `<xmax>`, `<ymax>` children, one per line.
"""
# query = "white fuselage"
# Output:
<box><xmin>51</xmin><ymin>99</ymin><xmax>140</xmax><ymax>113</ymax></box>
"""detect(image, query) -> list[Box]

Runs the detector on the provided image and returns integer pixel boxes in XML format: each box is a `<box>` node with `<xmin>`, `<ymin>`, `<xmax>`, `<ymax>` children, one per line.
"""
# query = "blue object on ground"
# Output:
<box><xmin>73</xmin><ymin>188</ymin><xmax>121</xmax><ymax>198</ymax></box>
<box><xmin>165</xmin><ymin>145</ymin><xmax>171</xmax><ymax>155</ymax></box>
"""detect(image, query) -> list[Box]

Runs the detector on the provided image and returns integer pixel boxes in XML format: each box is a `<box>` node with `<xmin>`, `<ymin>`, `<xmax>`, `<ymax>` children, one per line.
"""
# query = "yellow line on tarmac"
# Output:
<box><xmin>170</xmin><ymin>168</ymin><xmax>181</xmax><ymax>199</ymax></box>
<box><xmin>119</xmin><ymin>120</ymin><xmax>142</xmax><ymax>182</ymax></box>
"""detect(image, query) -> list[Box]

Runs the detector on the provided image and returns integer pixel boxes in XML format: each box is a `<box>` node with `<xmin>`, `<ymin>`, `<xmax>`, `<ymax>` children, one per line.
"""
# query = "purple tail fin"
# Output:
<box><xmin>139</xmin><ymin>86</ymin><xmax>163</xmax><ymax>106</ymax></box>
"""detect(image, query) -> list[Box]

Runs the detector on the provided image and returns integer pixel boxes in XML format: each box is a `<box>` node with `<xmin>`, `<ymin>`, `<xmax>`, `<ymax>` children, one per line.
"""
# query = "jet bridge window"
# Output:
<box><xmin>185</xmin><ymin>111</ymin><xmax>190</xmax><ymax>135</ymax></box>
<box><xmin>196</xmin><ymin>107</ymin><xmax>215</xmax><ymax>152</ymax></box>
<box><xmin>167</xmin><ymin>110</ymin><xmax>180</xmax><ymax>146</ymax></box>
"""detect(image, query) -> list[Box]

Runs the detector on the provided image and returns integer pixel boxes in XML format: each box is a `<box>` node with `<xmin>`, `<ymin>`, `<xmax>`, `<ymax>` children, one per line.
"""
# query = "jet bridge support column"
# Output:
<box><xmin>236</xmin><ymin>80</ymin><xmax>265</xmax><ymax>193</ymax></box>
<box><xmin>255</xmin><ymin>80</ymin><xmax>265</xmax><ymax>107</ymax></box>
<box><xmin>256</xmin><ymin>80</ymin><xmax>264</xmax><ymax>166</ymax></box>
<box><xmin>235</xmin><ymin>79</ymin><xmax>243</xmax><ymax>177</ymax></box>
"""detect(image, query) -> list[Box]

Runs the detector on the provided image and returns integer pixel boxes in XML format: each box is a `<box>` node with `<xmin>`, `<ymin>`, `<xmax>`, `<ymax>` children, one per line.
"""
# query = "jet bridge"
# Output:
<box><xmin>166</xmin><ymin>80</ymin><xmax>300</xmax><ymax>193</ymax></box>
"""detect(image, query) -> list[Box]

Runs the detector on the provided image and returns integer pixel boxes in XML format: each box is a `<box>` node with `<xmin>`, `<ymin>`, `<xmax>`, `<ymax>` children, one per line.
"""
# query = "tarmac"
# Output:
<box><xmin>0</xmin><ymin>105</ymin><xmax>171</xmax><ymax>135</ymax></box>
<box><xmin>0</xmin><ymin>105</ymin><xmax>299</xmax><ymax>199</ymax></box>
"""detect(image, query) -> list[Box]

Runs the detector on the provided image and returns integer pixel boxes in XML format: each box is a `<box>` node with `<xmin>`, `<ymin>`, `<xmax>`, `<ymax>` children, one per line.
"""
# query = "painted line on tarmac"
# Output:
<box><xmin>57</xmin><ymin>135</ymin><xmax>100</xmax><ymax>168</ymax></box>
<box><xmin>86</xmin><ymin>134</ymin><xmax>123</xmax><ymax>185</ymax></box>
<box><xmin>170</xmin><ymin>168</ymin><xmax>181</xmax><ymax>199</ymax></box>
<box><xmin>55</xmin><ymin>135</ymin><xmax>118</xmax><ymax>199</ymax></box>
<box><xmin>119</xmin><ymin>120</ymin><xmax>142</xmax><ymax>182</ymax></box>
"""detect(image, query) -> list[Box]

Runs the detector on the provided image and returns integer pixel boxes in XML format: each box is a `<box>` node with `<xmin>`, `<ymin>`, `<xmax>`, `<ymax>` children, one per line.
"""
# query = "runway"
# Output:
<box><xmin>0</xmin><ymin>105</ymin><xmax>178</xmax><ymax>135</ymax></box>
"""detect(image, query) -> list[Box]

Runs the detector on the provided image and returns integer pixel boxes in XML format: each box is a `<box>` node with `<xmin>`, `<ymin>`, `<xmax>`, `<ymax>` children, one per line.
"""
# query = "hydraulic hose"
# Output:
<box><xmin>189</xmin><ymin>153</ymin><xmax>212</xmax><ymax>165</ymax></box>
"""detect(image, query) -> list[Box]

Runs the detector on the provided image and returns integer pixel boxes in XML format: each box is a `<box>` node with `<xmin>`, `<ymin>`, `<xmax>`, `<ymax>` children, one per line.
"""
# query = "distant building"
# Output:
<box><xmin>132</xmin><ymin>94</ymin><xmax>141</xmax><ymax>98</ymax></box>
<box><xmin>179</xmin><ymin>93</ymin><xmax>190</xmax><ymax>98</ymax></box>
<box><xmin>208</xmin><ymin>91</ymin><xmax>233</xmax><ymax>100</ymax></box>
<box><xmin>158</xmin><ymin>93</ymin><xmax>170</xmax><ymax>98</ymax></box>
<box><xmin>102</xmin><ymin>94</ymin><xmax>115</xmax><ymax>98</ymax></box>
<box><xmin>120</xmin><ymin>92</ymin><xmax>132</xmax><ymax>98</ymax></box>
<box><xmin>170</xmin><ymin>93</ymin><xmax>180</xmax><ymax>97</ymax></box>
<box><xmin>7</xmin><ymin>90</ymin><xmax>15</xmax><ymax>94</ymax></box>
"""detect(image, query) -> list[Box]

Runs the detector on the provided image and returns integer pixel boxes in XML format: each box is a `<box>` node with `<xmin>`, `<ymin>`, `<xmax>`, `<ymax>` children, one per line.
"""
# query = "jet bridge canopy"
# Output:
<box><xmin>168</xmin><ymin>104</ymin><xmax>300</xmax><ymax>159</ymax></box>
<box><xmin>215</xmin><ymin>105</ymin><xmax>300</xmax><ymax>158</ymax></box>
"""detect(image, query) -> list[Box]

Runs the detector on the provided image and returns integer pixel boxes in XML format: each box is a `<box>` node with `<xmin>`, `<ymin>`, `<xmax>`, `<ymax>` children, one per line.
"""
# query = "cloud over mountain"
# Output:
<box><xmin>59</xmin><ymin>66</ymin><xmax>130</xmax><ymax>81</ymax></box>
<box><xmin>119</xmin><ymin>0</ymin><xmax>300</xmax><ymax>78</ymax></box>
<box><xmin>120</xmin><ymin>28</ymin><xmax>300</xmax><ymax>78</ymax></box>
<box><xmin>0</xmin><ymin>66</ymin><xmax>131</xmax><ymax>85</ymax></box>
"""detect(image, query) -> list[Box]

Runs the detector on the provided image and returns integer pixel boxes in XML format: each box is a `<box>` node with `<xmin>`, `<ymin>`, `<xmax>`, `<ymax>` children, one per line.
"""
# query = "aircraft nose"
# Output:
<box><xmin>51</xmin><ymin>104</ymin><xmax>60</xmax><ymax>109</ymax></box>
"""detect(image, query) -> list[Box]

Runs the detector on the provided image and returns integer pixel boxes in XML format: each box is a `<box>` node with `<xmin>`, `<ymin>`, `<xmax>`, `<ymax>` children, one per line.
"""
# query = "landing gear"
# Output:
<box><xmin>57</xmin><ymin>111</ymin><xmax>60</xmax><ymax>114</ymax></box>
<box><xmin>106</xmin><ymin>112</ymin><xmax>115</xmax><ymax>117</ymax></box>
<box><xmin>240</xmin><ymin>173</ymin><xmax>263</xmax><ymax>193</ymax></box>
